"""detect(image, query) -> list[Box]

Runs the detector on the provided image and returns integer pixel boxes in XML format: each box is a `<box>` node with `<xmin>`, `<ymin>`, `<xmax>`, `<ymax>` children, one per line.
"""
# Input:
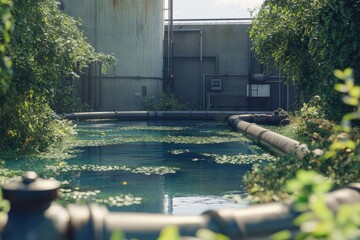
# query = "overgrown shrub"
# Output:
<box><xmin>245</xmin><ymin>69</ymin><xmax>360</xmax><ymax>203</ymax></box>
<box><xmin>251</xmin><ymin>0</ymin><xmax>360</xmax><ymax>121</ymax></box>
<box><xmin>50</xmin><ymin>86</ymin><xmax>90</xmax><ymax>114</ymax></box>
<box><xmin>0</xmin><ymin>0</ymin><xmax>114</xmax><ymax>151</ymax></box>
<box><xmin>282</xmin><ymin>96</ymin><xmax>325</xmax><ymax>138</ymax></box>
<box><xmin>272</xmin><ymin>170</ymin><xmax>360</xmax><ymax>240</ymax></box>
<box><xmin>144</xmin><ymin>93</ymin><xmax>199</xmax><ymax>111</ymax></box>
<box><xmin>0</xmin><ymin>97</ymin><xmax>76</xmax><ymax>152</ymax></box>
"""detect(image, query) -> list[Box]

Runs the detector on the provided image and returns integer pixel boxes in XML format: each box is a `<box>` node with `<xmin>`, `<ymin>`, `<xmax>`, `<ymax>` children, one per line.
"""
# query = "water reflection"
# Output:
<box><xmin>63</xmin><ymin>140</ymin><xmax>253</xmax><ymax>214</ymax></box>
<box><xmin>4</xmin><ymin>121</ymin><xmax>262</xmax><ymax>215</ymax></box>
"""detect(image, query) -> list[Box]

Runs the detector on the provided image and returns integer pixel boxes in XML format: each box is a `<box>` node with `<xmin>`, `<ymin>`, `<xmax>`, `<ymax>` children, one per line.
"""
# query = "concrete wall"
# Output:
<box><xmin>166</xmin><ymin>23</ymin><xmax>296</xmax><ymax>111</ymax></box>
<box><xmin>61</xmin><ymin>1</ymin><xmax>296</xmax><ymax>111</ymax></box>
<box><xmin>62</xmin><ymin>0</ymin><xmax>164</xmax><ymax>111</ymax></box>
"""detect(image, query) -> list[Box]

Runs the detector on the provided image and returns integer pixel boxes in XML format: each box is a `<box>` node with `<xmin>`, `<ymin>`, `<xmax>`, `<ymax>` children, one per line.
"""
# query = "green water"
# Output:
<box><xmin>3</xmin><ymin>121</ymin><xmax>275</xmax><ymax>215</ymax></box>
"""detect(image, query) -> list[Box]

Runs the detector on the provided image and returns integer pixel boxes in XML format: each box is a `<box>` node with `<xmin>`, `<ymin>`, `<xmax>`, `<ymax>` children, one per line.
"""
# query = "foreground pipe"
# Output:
<box><xmin>1</xmin><ymin>172</ymin><xmax>359</xmax><ymax>240</ymax></box>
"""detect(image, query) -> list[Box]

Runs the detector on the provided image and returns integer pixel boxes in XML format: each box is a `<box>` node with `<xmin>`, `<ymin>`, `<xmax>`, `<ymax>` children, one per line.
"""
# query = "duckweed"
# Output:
<box><xmin>169</xmin><ymin>149</ymin><xmax>190</xmax><ymax>155</ymax></box>
<box><xmin>59</xmin><ymin>188</ymin><xmax>142</xmax><ymax>207</ymax></box>
<box><xmin>131</xmin><ymin>166</ymin><xmax>180</xmax><ymax>175</ymax></box>
<box><xmin>78</xmin><ymin>125</ymin><xmax>190</xmax><ymax>134</ymax></box>
<box><xmin>46</xmin><ymin>163</ymin><xmax>180</xmax><ymax>176</ymax></box>
<box><xmin>201</xmin><ymin>153</ymin><xmax>277</xmax><ymax>165</ymax></box>
<box><xmin>72</xmin><ymin>134</ymin><xmax>249</xmax><ymax>147</ymax></box>
<box><xmin>223</xmin><ymin>194</ymin><xmax>243</xmax><ymax>203</ymax></box>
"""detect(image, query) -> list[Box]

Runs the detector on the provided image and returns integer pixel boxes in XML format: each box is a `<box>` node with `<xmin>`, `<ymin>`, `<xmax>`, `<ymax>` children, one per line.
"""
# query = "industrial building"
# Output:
<box><xmin>61</xmin><ymin>0</ymin><xmax>296</xmax><ymax>112</ymax></box>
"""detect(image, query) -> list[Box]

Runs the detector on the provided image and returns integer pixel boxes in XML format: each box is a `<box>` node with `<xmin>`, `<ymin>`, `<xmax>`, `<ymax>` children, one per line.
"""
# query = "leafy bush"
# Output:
<box><xmin>282</xmin><ymin>96</ymin><xmax>325</xmax><ymax>138</ymax></box>
<box><xmin>272</xmin><ymin>170</ymin><xmax>360</xmax><ymax>240</ymax></box>
<box><xmin>0</xmin><ymin>0</ymin><xmax>13</xmax><ymax>94</ymax></box>
<box><xmin>144</xmin><ymin>93</ymin><xmax>199</xmax><ymax>111</ymax></box>
<box><xmin>244</xmin><ymin>69</ymin><xmax>360</xmax><ymax>202</ymax></box>
<box><xmin>50</xmin><ymin>85</ymin><xmax>90</xmax><ymax>114</ymax></box>
<box><xmin>0</xmin><ymin>0</ymin><xmax>114</xmax><ymax>151</ymax></box>
<box><xmin>0</xmin><ymin>97</ymin><xmax>76</xmax><ymax>152</ymax></box>
<box><xmin>250</xmin><ymin>0</ymin><xmax>360</xmax><ymax>121</ymax></box>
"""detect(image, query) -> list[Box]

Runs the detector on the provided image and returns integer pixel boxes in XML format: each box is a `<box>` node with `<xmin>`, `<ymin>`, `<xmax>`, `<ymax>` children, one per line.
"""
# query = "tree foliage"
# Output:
<box><xmin>250</xmin><ymin>0</ymin><xmax>360</xmax><ymax>120</ymax></box>
<box><xmin>0</xmin><ymin>0</ymin><xmax>13</xmax><ymax>94</ymax></box>
<box><xmin>0</xmin><ymin>0</ymin><xmax>115</xmax><ymax>151</ymax></box>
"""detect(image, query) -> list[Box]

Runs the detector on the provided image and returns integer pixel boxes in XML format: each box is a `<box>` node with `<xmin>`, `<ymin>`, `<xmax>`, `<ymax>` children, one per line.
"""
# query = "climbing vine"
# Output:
<box><xmin>251</xmin><ymin>0</ymin><xmax>360</xmax><ymax>120</ymax></box>
<box><xmin>0</xmin><ymin>0</ymin><xmax>115</xmax><ymax>151</ymax></box>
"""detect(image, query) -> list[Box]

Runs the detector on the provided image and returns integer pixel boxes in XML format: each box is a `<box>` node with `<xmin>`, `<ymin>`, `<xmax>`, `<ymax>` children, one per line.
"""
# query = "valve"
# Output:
<box><xmin>1</xmin><ymin>172</ymin><xmax>69</xmax><ymax>240</ymax></box>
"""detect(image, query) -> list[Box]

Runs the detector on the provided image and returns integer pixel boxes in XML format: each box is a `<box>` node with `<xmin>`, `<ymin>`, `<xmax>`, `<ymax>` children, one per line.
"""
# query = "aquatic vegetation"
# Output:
<box><xmin>59</xmin><ymin>187</ymin><xmax>142</xmax><ymax>207</ymax></box>
<box><xmin>169</xmin><ymin>149</ymin><xmax>190</xmax><ymax>155</ymax></box>
<box><xmin>131</xmin><ymin>166</ymin><xmax>179</xmax><ymax>175</ymax></box>
<box><xmin>1</xmin><ymin>120</ymin><xmax>277</xmax><ymax>212</ymax></box>
<box><xmin>70</xmin><ymin>124</ymin><xmax>252</xmax><ymax>148</ymax></box>
<box><xmin>71</xmin><ymin>134</ymin><xmax>250</xmax><ymax>148</ymax></box>
<box><xmin>118</xmin><ymin>126</ymin><xmax>191</xmax><ymax>132</ymax></box>
<box><xmin>46</xmin><ymin>163</ymin><xmax>180</xmax><ymax>176</ymax></box>
<box><xmin>161</xmin><ymin>135</ymin><xmax>247</xmax><ymax>144</ymax></box>
<box><xmin>78</xmin><ymin>125</ymin><xmax>190</xmax><ymax>134</ymax></box>
<box><xmin>0</xmin><ymin>167</ymin><xmax>22</xmax><ymax>185</ymax></box>
<box><xmin>201</xmin><ymin>153</ymin><xmax>277</xmax><ymax>165</ymax></box>
<box><xmin>223</xmin><ymin>194</ymin><xmax>243</xmax><ymax>204</ymax></box>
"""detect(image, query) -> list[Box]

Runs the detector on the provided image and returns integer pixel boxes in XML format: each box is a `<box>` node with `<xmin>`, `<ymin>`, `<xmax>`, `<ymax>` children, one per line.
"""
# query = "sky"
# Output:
<box><xmin>166</xmin><ymin>0</ymin><xmax>264</xmax><ymax>19</ymax></box>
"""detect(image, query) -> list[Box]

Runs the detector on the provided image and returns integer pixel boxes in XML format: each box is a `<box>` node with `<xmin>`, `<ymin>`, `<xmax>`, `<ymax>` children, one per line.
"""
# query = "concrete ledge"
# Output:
<box><xmin>228</xmin><ymin>115</ymin><xmax>309</xmax><ymax>159</ymax></box>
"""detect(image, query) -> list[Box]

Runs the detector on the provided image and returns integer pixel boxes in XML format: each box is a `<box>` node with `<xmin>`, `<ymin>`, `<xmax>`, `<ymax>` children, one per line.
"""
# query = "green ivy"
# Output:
<box><xmin>251</xmin><ymin>0</ymin><xmax>360</xmax><ymax>120</ymax></box>
<box><xmin>0</xmin><ymin>0</ymin><xmax>13</xmax><ymax>94</ymax></box>
<box><xmin>0</xmin><ymin>0</ymin><xmax>115</xmax><ymax>151</ymax></box>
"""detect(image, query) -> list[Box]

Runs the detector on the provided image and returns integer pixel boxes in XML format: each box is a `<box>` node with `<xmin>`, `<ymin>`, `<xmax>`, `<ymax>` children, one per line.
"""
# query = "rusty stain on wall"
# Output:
<box><xmin>109</xmin><ymin>0</ymin><xmax>150</xmax><ymax>19</ymax></box>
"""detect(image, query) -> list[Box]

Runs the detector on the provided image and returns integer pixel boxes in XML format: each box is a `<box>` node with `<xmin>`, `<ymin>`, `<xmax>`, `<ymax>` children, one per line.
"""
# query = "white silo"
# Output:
<box><xmin>61</xmin><ymin>0</ymin><xmax>164</xmax><ymax>110</ymax></box>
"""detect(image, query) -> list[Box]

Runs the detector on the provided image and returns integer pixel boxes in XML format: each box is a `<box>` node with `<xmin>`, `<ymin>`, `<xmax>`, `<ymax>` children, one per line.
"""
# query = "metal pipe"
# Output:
<box><xmin>172</xmin><ymin>28</ymin><xmax>202</xmax><ymax>32</ymax></box>
<box><xmin>1</xmin><ymin>172</ymin><xmax>359</xmax><ymax>240</ymax></box>
<box><xmin>165</xmin><ymin>18</ymin><xmax>253</xmax><ymax>22</ymax></box>
<box><xmin>96</xmin><ymin>63</ymin><xmax>101</xmax><ymax>111</ymax></box>
<box><xmin>94</xmin><ymin>0</ymin><xmax>98</xmax><ymax>51</ymax></box>
<box><xmin>62</xmin><ymin>111</ymin><xmax>273</xmax><ymax>121</ymax></box>
<box><xmin>202</xmin><ymin>75</ymin><xmax>206</xmax><ymax>110</ymax></box>
<box><xmin>165</xmin><ymin>0</ymin><xmax>174</xmax><ymax>92</ymax></box>
<box><xmin>287</xmin><ymin>83</ymin><xmax>290</xmax><ymax>111</ymax></box>
<box><xmin>202</xmin><ymin>74</ymin><xmax>248</xmax><ymax>77</ymax></box>
<box><xmin>200</xmin><ymin>30</ymin><xmax>203</xmax><ymax>110</ymax></box>
<box><xmin>169</xmin><ymin>0</ymin><xmax>174</xmax><ymax>91</ymax></box>
<box><xmin>228</xmin><ymin>115</ymin><xmax>309</xmax><ymax>158</ymax></box>
<box><xmin>101</xmin><ymin>76</ymin><xmax>163</xmax><ymax>80</ymax></box>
